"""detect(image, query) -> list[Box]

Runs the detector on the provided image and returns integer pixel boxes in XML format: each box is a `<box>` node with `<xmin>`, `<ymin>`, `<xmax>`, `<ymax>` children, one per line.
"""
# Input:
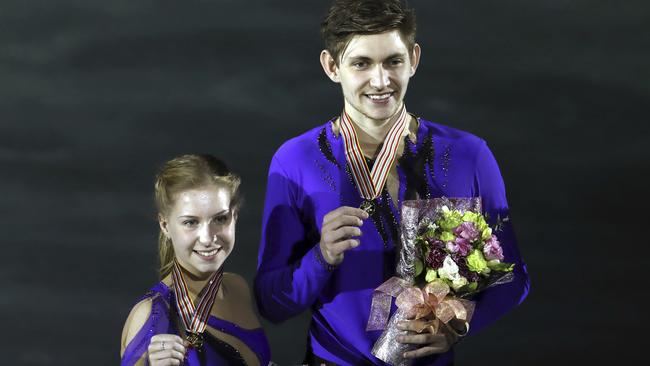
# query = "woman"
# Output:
<box><xmin>120</xmin><ymin>154</ymin><xmax>270</xmax><ymax>366</ymax></box>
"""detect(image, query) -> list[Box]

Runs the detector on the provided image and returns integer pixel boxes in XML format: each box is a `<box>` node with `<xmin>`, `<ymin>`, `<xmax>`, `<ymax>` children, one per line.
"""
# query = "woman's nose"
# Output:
<box><xmin>197</xmin><ymin>223</ymin><xmax>214</xmax><ymax>245</ymax></box>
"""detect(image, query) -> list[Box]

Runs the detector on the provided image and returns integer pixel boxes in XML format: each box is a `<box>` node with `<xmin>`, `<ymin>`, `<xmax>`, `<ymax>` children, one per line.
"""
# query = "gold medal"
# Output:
<box><xmin>186</xmin><ymin>332</ymin><xmax>204</xmax><ymax>349</ymax></box>
<box><xmin>360</xmin><ymin>199</ymin><xmax>375</xmax><ymax>215</ymax></box>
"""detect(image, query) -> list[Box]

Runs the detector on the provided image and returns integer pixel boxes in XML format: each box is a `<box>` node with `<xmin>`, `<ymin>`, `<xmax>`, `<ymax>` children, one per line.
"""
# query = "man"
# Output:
<box><xmin>255</xmin><ymin>0</ymin><xmax>530</xmax><ymax>364</ymax></box>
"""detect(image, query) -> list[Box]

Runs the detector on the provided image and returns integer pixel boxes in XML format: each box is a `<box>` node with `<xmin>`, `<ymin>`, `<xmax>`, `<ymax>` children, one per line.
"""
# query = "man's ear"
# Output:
<box><xmin>409</xmin><ymin>43</ymin><xmax>421</xmax><ymax>77</ymax></box>
<box><xmin>158</xmin><ymin>214</ymin><xmax>169</xmax><ymax>237</ymax></box>
<box><xmin>320</xmin><ymin>50</ymin><xmax>340</xmax><ymax>83</ymax></box>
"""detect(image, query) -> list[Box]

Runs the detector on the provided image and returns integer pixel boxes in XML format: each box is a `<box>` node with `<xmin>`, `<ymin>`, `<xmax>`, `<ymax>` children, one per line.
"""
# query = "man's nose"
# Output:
<box><xmin>369</xmin><ymin>65</ymin><xmax>390</xmax><ymax>90</ymax></box>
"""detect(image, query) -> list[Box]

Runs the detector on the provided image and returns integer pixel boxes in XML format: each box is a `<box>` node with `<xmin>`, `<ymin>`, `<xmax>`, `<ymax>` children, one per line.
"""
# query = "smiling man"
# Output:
<box><xmin>255</xmin><ymin>1</ymin><xmax>529</xmax><ymax>365</ymax></box>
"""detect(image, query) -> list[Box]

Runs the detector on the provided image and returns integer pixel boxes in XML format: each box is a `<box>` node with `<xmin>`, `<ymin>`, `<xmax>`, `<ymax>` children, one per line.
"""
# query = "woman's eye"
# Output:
<box><xmin>216</xmin><ymin>215</ymin><xmax>229</xmax><ymax>224</ymax></box>
<box><xmin>183</xmin><ymin>220</ymin><xmax>198</xmax><ymax>227</ymax></box>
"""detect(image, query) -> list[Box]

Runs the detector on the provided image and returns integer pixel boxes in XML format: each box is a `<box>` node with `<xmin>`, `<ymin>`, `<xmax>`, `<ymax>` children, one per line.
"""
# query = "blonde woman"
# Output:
<box><xmin>121</xmin><ymin>154</ymin><xmax>269</xmax><ymax>366</ymax></box>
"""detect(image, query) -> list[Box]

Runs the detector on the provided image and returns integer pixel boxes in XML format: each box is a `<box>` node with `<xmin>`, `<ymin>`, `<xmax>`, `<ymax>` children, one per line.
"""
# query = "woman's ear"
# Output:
<box><xmin>158</xmin><ymin>214</ymin><xmax>169</xmax><ymax>237</ymax></box>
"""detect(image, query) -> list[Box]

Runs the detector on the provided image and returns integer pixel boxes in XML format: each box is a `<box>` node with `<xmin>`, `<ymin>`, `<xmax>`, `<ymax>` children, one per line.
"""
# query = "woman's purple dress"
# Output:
<box><xmin>121</xmin><ymin>282</ymin><xmax>271</xmax><ymax>366</ymax></box>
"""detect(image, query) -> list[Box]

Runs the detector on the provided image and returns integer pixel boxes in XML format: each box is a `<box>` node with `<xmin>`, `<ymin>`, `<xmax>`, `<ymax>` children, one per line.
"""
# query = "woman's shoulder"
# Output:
<box><xmin>120</xmin><ymin>297</ymin><xmax>154</xmax><ymax>355</ymax></box>
<box><xmin>222</xmin><ymin>272</ymin><xmax>252</xmax><ymax>300</ymax></box>
<box><xmin>219</xmin><ymin>272</ymin><xmax>261</xmax><ymax>329</ymax></box>
<box><xmin>121</xmin><ymin>282</ymin><xmax>170</xmax><ymax>354</ymax></box>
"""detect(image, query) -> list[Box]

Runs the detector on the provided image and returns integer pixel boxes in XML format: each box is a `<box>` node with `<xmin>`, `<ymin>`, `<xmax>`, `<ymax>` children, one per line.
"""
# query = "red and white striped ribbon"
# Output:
<box><xmin>339</xmin><ymin>105</ymin><xmax>408</xmax><ymax>200</ymax></box>
<box><xmin>171</xmin><ymin>260</ymin><xmax>223</xmax><ymax>338</ymax></box>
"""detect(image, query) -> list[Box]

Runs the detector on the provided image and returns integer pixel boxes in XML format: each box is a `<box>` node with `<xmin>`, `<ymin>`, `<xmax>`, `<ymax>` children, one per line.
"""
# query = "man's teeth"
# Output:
<box><xmin>196</xmin><ymin>248</ymin><xmax>219</xmax><ymax>257</ymax></box>
<box><xmin>368</xmin><ymin>93</ymin><xmax>392</xmax><ymax>100</ymax></box>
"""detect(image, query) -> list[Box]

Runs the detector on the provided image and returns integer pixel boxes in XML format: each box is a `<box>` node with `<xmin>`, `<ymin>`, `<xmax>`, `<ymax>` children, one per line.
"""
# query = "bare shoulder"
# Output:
<box><xmin>221</xmin><ymin>272</ymin><xmax>261</xmax><ymax>329</ymax></box>
<box><xmin>222</xmin><ymin>272</ymin><xmax>252</xmax><ymax>300</ymax></box>
<box><xmin>120</xmin><ymin>297</ymin><xmax>153</xmax><ymax>356</ymax></box>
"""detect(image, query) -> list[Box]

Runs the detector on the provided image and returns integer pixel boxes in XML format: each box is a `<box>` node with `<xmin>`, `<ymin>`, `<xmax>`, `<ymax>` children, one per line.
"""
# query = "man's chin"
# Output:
<box><xmin>361</xmin><ymin>106</ymin><xmax>400</xmax><ymax>122</ymax></box>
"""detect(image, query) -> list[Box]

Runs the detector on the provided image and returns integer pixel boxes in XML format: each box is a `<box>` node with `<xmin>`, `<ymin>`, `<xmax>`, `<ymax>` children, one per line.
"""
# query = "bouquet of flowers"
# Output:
<box><xmin>367</xmin><ymin>197</ymin><xmax>515</xmax><ymax>365</ymax></box>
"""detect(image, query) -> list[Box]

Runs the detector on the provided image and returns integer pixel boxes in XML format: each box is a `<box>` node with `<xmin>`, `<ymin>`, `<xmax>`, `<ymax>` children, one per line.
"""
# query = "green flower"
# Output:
<box><xmin>466</xmin><ymin>249</ymin><xmax>490</xmax><ymax>274</ymax></box>
<box><xmin>451</xmin><ymin>276</ymin><xmax>468</xmax><ymax>290</ymax></box>
<box><xmin>425</xmin><ymin>268</ymin><xmax>438</xmax><ymax>283</ymax></box>
<box><xmin>487</xmin><ymin>260</ymin><xmax>515</xmax><ymax>272</ymax></box>
<box><xmin>475</xmin><ymin>215</ymin><xmax>489</xmax><ymax>232</ymax></box>
<box><xmin>462</xmin><ymin>211</ymin><xmax>479</xmax><ymax>223</ymax></box>
<box><xmin>439</xmin><ymin>208</ymin><xmax>463</xmax><ymax>230</ymax></box>
<box><xmin>424</xmin><ymin>222</ymin><xmax>438</xmax><ymax>237</ymax></box>
<box><xmin>481</xmin><ymin>227</ymin><xmax>492</xmax><ymax>241</ymax></box>
<box><xmin>439</xmin><ymin>231</ymin><xmax>455</xmax><ymax>242</ymax></box>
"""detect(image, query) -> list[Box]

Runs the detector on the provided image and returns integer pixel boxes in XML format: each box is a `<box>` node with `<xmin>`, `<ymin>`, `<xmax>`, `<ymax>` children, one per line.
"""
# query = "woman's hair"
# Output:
<box><xmin>320</xmin><ymin>0</ymin><xmax>417</xmax><ymax>64</ymax></box>
<box><xmin>154</xmin><ymin>154</ymin><xmax>242</xmax><ymax>279</ymax></box>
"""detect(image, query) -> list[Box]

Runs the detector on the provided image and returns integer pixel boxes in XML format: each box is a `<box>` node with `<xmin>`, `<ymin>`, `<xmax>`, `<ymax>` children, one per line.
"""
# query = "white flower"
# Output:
<box><xmin>437</xmin><ymin>256</ymin><xmax>461</xmax><ymax>282</ymax></box>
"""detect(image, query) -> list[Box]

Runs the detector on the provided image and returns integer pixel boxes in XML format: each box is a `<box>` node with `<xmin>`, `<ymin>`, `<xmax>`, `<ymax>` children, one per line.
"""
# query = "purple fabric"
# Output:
<box><xmin>121</xmin><ymin>282</ymin><xmax>271</xmax><ymax>366</ymax></box>
<box><xmin>255</xmin><ymin>119</ymin><xmax>530</xmax><ymax>365</ymax></box>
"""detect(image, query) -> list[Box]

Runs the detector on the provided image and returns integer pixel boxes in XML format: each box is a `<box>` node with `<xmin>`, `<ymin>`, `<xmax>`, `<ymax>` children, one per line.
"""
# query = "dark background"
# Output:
<box><xmin>1</xmin><ymin>0</ymin><xmax>648</xmax><ymax>364</ymax></box>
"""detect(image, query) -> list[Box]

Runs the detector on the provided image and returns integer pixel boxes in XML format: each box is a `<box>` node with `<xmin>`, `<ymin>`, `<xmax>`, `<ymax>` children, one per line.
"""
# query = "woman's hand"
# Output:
<box><xmin>147</xmin><ymin>334</ymin><xmax>187</xmax><ymax>366</ymax></box>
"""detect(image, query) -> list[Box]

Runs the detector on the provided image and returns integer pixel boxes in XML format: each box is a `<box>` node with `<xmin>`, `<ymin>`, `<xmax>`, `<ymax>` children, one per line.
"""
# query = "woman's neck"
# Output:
<box><xmin>164</xmin><ymin>263</ymin><xmax>222</xmax><ymax>300</ymax></box>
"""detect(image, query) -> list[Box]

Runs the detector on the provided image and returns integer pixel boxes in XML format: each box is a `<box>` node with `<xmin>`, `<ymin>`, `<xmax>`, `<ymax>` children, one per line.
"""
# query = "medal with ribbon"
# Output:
<box><xmin>171</xmin><ymin>259</ymin><xmax>224</xmax><ymax>349</ymax></box>
<box><xmin>339</xmin><ymin>105</ymin><xmax>409</xmax><ymax>215</ymax></box>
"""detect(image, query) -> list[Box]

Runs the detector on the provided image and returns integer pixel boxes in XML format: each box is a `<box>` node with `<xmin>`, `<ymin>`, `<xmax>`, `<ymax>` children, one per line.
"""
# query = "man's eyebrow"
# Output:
<box><xmin>346</xmin><ymin>56</ymin><xmax>372</xmax><ymax>62</ymax></box>
<box><xmin>385</xmin><ymin>52</ymin><xmax>407</xmax><ymax>59</ymax></box>
<box><xmin>346</xmin><ymin>53</ymin><xmax>407</xmax><ymax>62</ymax></box>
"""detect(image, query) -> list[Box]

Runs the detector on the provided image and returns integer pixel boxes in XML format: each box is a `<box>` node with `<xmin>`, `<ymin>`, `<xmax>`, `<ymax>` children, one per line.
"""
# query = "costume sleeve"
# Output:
<box><xmin>254</xmin><ymin>154</ymin><xmax>334</xmax><ymax>323</ymax></box>
<box><xmin>468</xmin><ymin>140</ymin><xmax>530</xmax><ymax>336</ymax></box>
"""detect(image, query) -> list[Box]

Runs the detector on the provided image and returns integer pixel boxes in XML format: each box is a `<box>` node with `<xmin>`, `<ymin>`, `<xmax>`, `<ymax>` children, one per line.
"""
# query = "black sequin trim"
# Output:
<box><xmin>318</xmin><ymin>127</ymin><xmax>340</xmax><ymax>168</ymax></box>
<box><xmin>399</xmin><ymin>133</ymin><xmax>434</xmax><ymax>200</ymax></box>
<box><xmin>200</xmin><ymin>331</ymin><xmax>248</xmax><ymax>366</ymax></box>
<box><xmin>379</xmin><ymin>189</ymin><xmax>399</xmax><ymax>246</ymax></box>
<box><xmin>442</xmin><ymin>145</ymin><xmax>451</xmax><ymax>188</ymax></box>
<box><xmin>314</xmin><ymin>245</ymin><xmax>337</xmax><ymax>272</ymax></box>
<box><xmin>315</xmin><ymin>159</ymin><xmax>337</xmax><ymax>192</ymax></box>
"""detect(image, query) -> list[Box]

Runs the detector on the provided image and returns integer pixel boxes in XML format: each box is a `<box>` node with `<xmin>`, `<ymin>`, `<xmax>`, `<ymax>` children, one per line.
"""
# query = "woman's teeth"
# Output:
<box><xmin>368</xmin><ymin>93</ymin><xmax>392</xmax><ymax>100</ymax></box>
<box><xmin>196</xmin><ymin>248</ymin><xmax>219</xmax><ymax>257</ymax></box>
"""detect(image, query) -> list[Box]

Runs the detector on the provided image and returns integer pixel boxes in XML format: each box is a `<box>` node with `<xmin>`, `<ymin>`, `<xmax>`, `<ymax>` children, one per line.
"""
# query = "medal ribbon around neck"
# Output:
<box><xmin>339</xmin><ymin>105</ymin><xmax>408</xmax><ymax>201</ymax></box>
<box><xmin>171</xmin><ymin>259</ymin><xmax>223</xmax><ymax>345</ymax></box>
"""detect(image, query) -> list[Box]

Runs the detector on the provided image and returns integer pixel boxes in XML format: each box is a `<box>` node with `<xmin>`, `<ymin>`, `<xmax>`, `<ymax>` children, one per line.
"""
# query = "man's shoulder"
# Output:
<box><xmin>273</xmin><ymin>120</ymin><xmax>332</xmax><ymax>161</ymax></box>
<box><xmin>418</xmin><ymin>118</ymin><xmax>487</xmax><ymax>154</ymax></box>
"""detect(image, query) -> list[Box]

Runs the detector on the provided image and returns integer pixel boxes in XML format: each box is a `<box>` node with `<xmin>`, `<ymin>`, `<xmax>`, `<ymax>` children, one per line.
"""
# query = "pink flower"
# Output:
<box><xmin>446</xmin><ymin>241</ymin><xmax>459</xmax><ymax>253</ymax></box>
<box><xmin>483</xmin><ymin>235</ymin><xmax>504</xmax><ymax>261</ymax></box>
<box><xmin>454</xmin><ymin>237</ymin><xmax>472</xmax><ymax>256</ymax></box>
<box><xmin>454</xmin><ymin>222</ymin><xmax>479</xmax><ymax>242</ymax></box>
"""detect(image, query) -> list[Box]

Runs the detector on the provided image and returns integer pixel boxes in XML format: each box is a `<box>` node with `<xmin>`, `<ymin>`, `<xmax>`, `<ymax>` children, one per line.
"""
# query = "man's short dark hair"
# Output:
<box><xmin>320</xmin><ymin>0</ymin><xmax>417</xmax><ymax>64</ymax></box>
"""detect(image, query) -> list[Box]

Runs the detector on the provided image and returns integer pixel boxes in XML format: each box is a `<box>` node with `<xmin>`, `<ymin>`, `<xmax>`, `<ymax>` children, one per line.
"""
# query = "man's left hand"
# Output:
<box><xmin>395</xmin><ymin>318</ymin><xmax>458</xmax><ymax>359</ymax></box>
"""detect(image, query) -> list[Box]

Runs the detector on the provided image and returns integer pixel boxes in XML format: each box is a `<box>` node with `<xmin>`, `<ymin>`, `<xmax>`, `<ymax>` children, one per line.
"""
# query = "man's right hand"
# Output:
<box><xmin>319</xmin><ymin>206</ymin><xmax>369</xmax><ymax>266</ymax></box>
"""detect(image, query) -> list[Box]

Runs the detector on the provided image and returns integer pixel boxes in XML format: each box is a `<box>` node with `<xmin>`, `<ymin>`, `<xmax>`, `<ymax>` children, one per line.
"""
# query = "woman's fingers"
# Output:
<box><xmin>148</xmin><ymin>334</ymin><xmax>187</xmax><ymax>365</ymax></box>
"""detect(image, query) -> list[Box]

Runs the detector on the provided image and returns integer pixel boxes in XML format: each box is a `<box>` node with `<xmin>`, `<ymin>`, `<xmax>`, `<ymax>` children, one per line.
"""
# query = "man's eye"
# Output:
<box><xmin>216</xmin><ymin>215</ymin><xmax>229</xmax><ymax>224</ymax></box>
<box><xmin>352</xmin><ymin>62</ymin><xmax>367</xmax><ymax>69</ymax></box>
<box><xmin>388</xmin><ymin>59</ymin><xmax>403</xmax><ymax>66</ymax></box>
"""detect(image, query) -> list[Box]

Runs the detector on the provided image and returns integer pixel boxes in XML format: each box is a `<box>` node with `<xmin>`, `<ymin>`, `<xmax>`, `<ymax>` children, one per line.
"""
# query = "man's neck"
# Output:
<box><xmin>344</xmin><ymin>101</ymin><xmax>404</xmax><ymax>157</ymax></box>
